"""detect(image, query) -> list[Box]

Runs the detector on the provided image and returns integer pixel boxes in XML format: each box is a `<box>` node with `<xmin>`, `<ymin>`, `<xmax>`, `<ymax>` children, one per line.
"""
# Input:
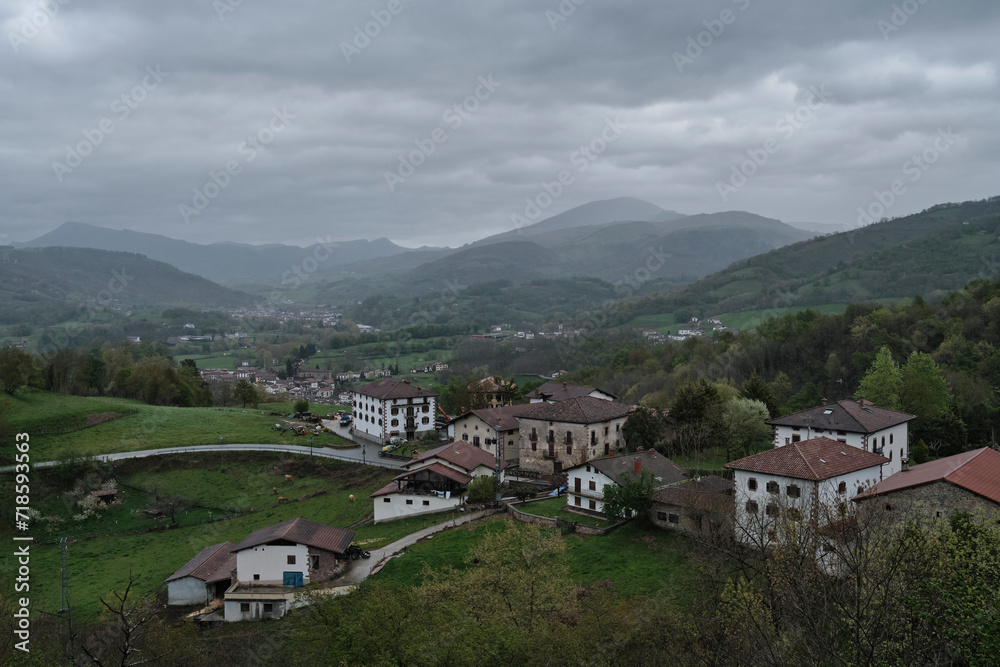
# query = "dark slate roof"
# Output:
<box><xmin>725</xmin><ymin>437</ymin><xmax>889</xmax><ymax>481</ymax></box>
<box><xmin>393</xmin><ymin>461</ymin><xmax>473</xmax><ymax>485</ymax></box>
<box><xmin>464</xmin><ymin>404</ymin><xmax>536</xmax><ymax>431</ymax></box>
<box><xmin>767</xmin><ymin>399</ymin><xmax>915</xmax><ymax>434</ymax></box>
<box><xmin>166</xmin><ymin>542</ymin><xmax>236</xmax><ymax>583</ymax></box>
<box><xmin>526</xmin><ymin>381</ymin><xmax>616</xmax><ymax>402</ymax></box>
<box><xmin>653</xmin><ymin>475</ymin><xmax>734</xmax><ymax>504</ymax></box>
<box><xmin>855</xmin><ymin>447</ymin><xmax>1000</xmax><ymax>504</ymax></box>
<box><xmin>232</xmin><ymin>519</ymin><xmax>354</xmax><ymax>556</ymax></box>
<box><xmin>405</xmin><ymin>440</ymin><xmax>505</xmax><ymax>473</ymax></box>
<box><xmin>354</xmin><ymin>379</ymin><xmax>438</xmax><ymax>400</ymax></box>
<box><xmin>576</xmin><ymin>450</ymin><xmax>686</xmax><ymax>488</ymax></box>
<box><xmin>519</xmin><ymin>396</ymin><xmax>635</xmax><ymax>424</ymax></box>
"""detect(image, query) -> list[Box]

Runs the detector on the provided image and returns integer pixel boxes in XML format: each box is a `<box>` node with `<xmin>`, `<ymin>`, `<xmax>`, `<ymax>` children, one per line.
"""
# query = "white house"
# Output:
<box><xmin>224</xmin><ymin>518</ymin><xmax>354</xmax><ymax>622</ymax></box>
<box><xmin>351</xmin><ymin>379</ymin><xmax>438</xmax><ymax>445</ymax></box>
<box><xmin>564</xmin><ymin>449</ymin><xmax>686</xmax><ymax>516</ymax></box>
<box><xmin>165</xmin><ymin>541</ymin><xmax>236</xmax><ymax>607</ymax></box>
<box><xmin>767</xmin><ymin>398</ymin><xmax>914</xmax><ymax>476</ymax></box>
<box><xmin>370</xmin><ymin>440</ymin><xmax>504</xmax><ymax>523</ymax></box>
<box><xmin>724</xmin><ymin>437</ymin><xmax>889</xmax><ymax>545</ymax></box>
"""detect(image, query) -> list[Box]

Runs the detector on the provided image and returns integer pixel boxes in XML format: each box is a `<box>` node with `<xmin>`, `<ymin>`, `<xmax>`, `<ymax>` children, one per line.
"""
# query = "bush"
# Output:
<box><xmin>466</xmin><ymin>475</ymin><xmax>497</xmax><ymax>504</ymax></box>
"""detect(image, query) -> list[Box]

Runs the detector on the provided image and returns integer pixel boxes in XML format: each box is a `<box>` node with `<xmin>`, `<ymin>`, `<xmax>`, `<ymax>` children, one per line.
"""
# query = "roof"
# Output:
<box><xmin>767</xmin><ymin>399</ymin><xmax>915</xmax><ymax>434</ymax></box>
<box><xmin>724</xmin><ymin>437</ymin><xmax>889</xmax><ymax>481</ymax></box>
<box><xmin>232</xmin><ymin>519</ymin><xmax>354</xmax><ymax>556</ymax></box>
<box><xmin>166</xmin><ymin>542</ymin><xmax>236</xmax><ymax>583</ymax></box>
<box><xmin>353</xmin><ymin>379</ymin><xmax>437</xmax><ymax>400</ymax></box>
<box><xmin>855</xmin><ymin>447</ymin><xmax>1000</xmax><ymax>504</ymax></box>
<box><xmin>392</xmin><ymin>461</ymin><xmax>473</xmax><ymax>485</ymax></box>
<box><xmin>575</xmin><ymin>450</ymin><xmax>686</xmax><ymax>487</ymax></box>
<box><xmin>653</xmin><ymin>475</ymin><xmax>734</xmax><ymax>505</ymax></box>
<box><xmin>519</xmin><ymin>396</ymin><xmax>635</xmax><ymax>425</ymax></box>
<box><xmin>452</xmin><ymin>404</ymin><xmax>535</xmax><ymax>431</ymax></box>
<box><xmin>526</xmin><ymin>381</ymin><xmax>615</xmax><ymax>402</ymax></box>
<box><xmin>405</xmin><ymin>439</ymin><xmax>505</xmax><ymax>473</ymax></box>
<box><xmin>370</xmin><ymin>481</ymin><xmax>401</xmax><ymax>498</ymax></box>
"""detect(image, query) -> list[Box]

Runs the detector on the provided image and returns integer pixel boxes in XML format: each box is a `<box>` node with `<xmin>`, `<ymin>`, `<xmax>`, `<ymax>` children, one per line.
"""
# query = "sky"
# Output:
<box><xmin>1</xmin><ymin>0</ymin><xmax>998</xmax><ymax>249</ymax></box>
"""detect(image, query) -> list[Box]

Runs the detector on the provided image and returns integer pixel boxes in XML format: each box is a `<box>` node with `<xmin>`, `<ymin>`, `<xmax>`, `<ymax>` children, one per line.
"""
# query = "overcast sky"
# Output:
<box><xmin>1</xmin><ymin>0</ymin><xmax>998</xmax><ymax>248</ymax></box>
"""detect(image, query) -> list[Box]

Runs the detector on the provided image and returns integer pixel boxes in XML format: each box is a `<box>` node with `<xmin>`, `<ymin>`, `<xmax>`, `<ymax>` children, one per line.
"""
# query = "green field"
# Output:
<box><xmin>0</xmin><ymin>391</ymin><xmax>350</xmax><ymax>461</ymax></box>
<box><xmin>517</xmin><ymin>496</ymin><xmax>612</xmax><ymax>527</ymax></box>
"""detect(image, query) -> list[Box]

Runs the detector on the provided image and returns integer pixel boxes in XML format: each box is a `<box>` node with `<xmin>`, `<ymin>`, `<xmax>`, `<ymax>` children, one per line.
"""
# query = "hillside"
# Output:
<box><xmin>632</xmin><ymin>196</ymin><xmax>1000</xmax><ymax>318</ymax></box>
<box><xmin>0</xmin><ymin>246</ymin><xmax>253</xmax><ymax>325</ymax></box>
<box><xmin>17</xmin><ymin>222</ymin><xmax>415</xmax><ymax>285</ymax></box>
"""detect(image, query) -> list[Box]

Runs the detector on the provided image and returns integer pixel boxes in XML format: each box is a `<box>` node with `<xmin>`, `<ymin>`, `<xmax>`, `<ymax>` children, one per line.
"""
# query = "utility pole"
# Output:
<box><xmin>493</xmin><ymin>417</ymin><xmax>504</xmax><ymax>507</ymax></box>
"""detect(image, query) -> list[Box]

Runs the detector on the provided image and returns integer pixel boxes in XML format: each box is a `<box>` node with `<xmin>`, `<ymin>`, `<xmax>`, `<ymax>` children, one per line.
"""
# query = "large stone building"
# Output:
<box><xmin>767</xmin><ymin>398</ymin><xmax>915</xmax><ymax>477</ymax></box>
<box><xmin>351</xmin><ymin>379</ymin><xmax>438</xmax><ymax>444</ymax></box>
<box><xmin>516</xmin><ymin>396</ymin><xmax>635</xmax><ymax>474</ymax></box>
<box><xmin>448</xmin><ymin>404</ymin><xmax>535</xmax><ymax>462</ymax></box>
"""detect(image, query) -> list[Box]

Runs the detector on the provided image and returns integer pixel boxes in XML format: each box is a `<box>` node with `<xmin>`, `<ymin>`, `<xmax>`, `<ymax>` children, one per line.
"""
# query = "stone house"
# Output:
<box><xmin>449</xmin><ymin>404</ymin><xmax>535</xmax><ymax>462</ymax></box>
<box><xmin>651</xmin><ymin>475</ymin><xmax>734</xmax><ymax>538</ymax></box>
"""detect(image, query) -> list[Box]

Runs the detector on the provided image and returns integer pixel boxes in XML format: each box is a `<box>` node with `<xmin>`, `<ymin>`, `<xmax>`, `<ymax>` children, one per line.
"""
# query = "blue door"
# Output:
<box><xmin>282</xmin><ymin>571</ymin><xmax>304</xmax><ymax>587</ymax></box>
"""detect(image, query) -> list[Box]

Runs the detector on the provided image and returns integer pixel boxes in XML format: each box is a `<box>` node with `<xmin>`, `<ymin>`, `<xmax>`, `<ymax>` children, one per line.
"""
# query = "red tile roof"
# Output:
<box><xmin>354</xmin><ymin>379</ymin><xmax>437</xmax><ymax>400</ymax></box>
<box><xmin>232</xmin><ymin>519</ymin><xmax>354</xmax><ymax>556</ymax></box>
<box><xmin>370</xmin><ymin>481</ymin><xmax>401</xmax><ymax>498</ymax></box>
<box><xmin>405</xmin><ymin>440</ymin><xmax>504</xmax><ymax>473</ymax></box>
<box><xmin>166</xmin><ymin>542</ymin><xmax>236</xmax><ymax>583</ymax></box>
<box><xmin>767</xmin><ymin>399</ymin><xmax>915</xmax><ymax>434</ymax></box>
<box><xmin>725</xmin><ymin>437</ymin><xmax>889</xmax><ymax>481</ymax></box>
<box><xmin>855</xmin><ymin>447</ymin><xmax>1000</xmax><ymax>504</ymax></box>
<box><xmin>519</xmin><ymin>396</ymin><xmax>635</xmax><ymax>424</ymax></box>
<box><xmin>393</xmin><ymin>461</ymin><xmax>473</xmax><ymax>486</ymax></box>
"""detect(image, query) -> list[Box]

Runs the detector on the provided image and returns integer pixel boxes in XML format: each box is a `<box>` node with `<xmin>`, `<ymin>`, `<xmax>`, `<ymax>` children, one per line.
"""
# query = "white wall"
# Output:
<box><xmin>565</xmin><ymin>465</ymin><xmax>616</xmax><ymax>514</ymax></box>
<box><xmin>166</xmin><ymin>577</ymin><xmax>212</xmax><ymax>606</ymax></box>
<box><xmin>235</xmin><ymin>544</ymin><xmax>309</xmax><ymax>586</ymax></box>
<box><xmin>224</xmin><ymin>598</ymin><xmax>288</xmax><ymax>622</ymax></box>
<box><xmin>774</xmin><ymin>423</ymin><xmax>907</xmax><ymax>476</ymax></box>
<box><xmin>373</xmin><ymin>492</ymin><xmax>461</xmax><ymax>523</ymax></box>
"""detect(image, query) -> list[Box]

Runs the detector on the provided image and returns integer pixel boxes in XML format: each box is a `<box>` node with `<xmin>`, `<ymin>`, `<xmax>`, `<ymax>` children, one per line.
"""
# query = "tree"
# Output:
<box><xmin>0</xmin><ymin>348</ymin><xmax>39</xmax><ymax>395</ymax></box>
<box><xmin>602</xmin><ymin>469</ymin><xmax>655</xmax><ymax>525</ymax></box>
<box><xmin>910</xmin><ymin>438</ymin><xmax>930</xmax><ymax>464</ymax></box>
<box><xmin>739</xmin><ymin>373</ymin><xmax>780</xmax><ymax>418</ymax></box>
<box><xmin>722</xmin><ymin>397</ymin><xmax>772</xmax><ymax>460</ymax></box>
<box><xmin>465</xmin><ymin>475</ymin><xmax>497</xmax><ymax>504</ymax></box>
<box><xmin>233</xmin><ymin>379</ymin><xmax>258</xmax><ymax>408</ymax></box>
<box><xmin>855</xmin><ymin>345</ymin><xmax>902</xmax><ymax>409</ymax></box>
<box><xmin>294</xmin><ymin>398</ymin><xmax>310</xmax><ymax>414</ymax></box>
<box><xmin>900</xmin><ymin>351</ymin><xmax>952</xmax><ymax>420</ymax></box>
<box><xmin>80</xmin><ymin>574</ymin><xmax>174</xmax><ymax>666</ymax></box>
<box><xmin>622</xmin><ymin>407</ymin><xmax>668</xmax><ymax>453</ymax></box>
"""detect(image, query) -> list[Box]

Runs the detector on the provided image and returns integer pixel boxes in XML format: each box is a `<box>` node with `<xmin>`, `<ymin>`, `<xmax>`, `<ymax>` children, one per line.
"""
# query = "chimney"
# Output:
<box><xmin>901</xmin><ymin>457</ymin><xmax>909</xmax><ymax>472</ymax></box>
<box><xmin>648</xmin><ymin>448</ymin><xmax>656</xmax><ymax>457</ymax></box>
<box><xmin>636</xmin><ymin>446</ymin><xmax>644</xmax><ymax>453</ymax></box>
<box><xmin>634</xmin><ymin>458</ymin><xmax>641</xmax><ymax>475</ymax></box>
<box><xmin>563</xmin><ymin>381</ymin><xmax>567</xmax><ymax>389</ymax></box>
<box><xmin>821</xmin><ymin>397</ymin><xmax>827</xmax><ymax>406</ymax></box>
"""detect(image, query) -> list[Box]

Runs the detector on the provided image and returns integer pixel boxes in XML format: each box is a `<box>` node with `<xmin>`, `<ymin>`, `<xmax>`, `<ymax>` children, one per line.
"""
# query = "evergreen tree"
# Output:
<box><xmin>855</xmin><ymin>346</ymin><xmax>902</xmax><ymax>410</ymax></box>
<box><xmin>900</xmin><ymin>351</ymin><xmax>952</xmax><ymax>420</ymax></box>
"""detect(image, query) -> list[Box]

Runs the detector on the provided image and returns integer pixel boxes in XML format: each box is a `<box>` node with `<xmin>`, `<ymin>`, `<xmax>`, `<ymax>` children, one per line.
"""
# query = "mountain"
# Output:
<box><xmin>632</xmin><ymin>195</ymin><xmax>1000</xmax><ymax>319</ymax></box>
<box><xmin>0</xmin><ymin>247</ymin><xmax>253</xmax><ymax>325</ymax></box>
<box><xmin>16</xmin><ymin>222</ymin><xmax>415</xmax><ymax>285</ymax></box>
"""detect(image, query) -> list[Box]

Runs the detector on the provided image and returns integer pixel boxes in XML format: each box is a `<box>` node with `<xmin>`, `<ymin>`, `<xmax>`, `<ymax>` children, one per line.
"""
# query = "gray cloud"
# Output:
<box><xmin>1</xmin><ymin>0</ymin><xmax>997</xmax><ymax>247</ymax></box>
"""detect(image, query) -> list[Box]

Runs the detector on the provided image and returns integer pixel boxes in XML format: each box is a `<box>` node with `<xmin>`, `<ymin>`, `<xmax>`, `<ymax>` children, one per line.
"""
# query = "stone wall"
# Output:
<box><xmin>861</xmin><ymin>481</ymin><xmax>1000</xmax><ymax>524</ymax></box>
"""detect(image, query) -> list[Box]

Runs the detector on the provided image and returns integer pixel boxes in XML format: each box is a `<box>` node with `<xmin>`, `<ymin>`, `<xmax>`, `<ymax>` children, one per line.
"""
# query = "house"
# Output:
<box><xmin>854</xmin><ymin>447</ymin><xmax>1000</xmax><ymax>522</ymax></box>
<box><xmin>516</xmin><ymin>397</ymin><xmax>636</xmax><ymax>474</ymax></box>
<box><xmin>651</xmin><ymin>475</ymin><xmax>734</xmax><ymax>537</ymax></box>
<box><xmin>468</xmin><ymin>376</ymin><xmax>518</xmax><ymax>408</ymax></box>
<box><xmin>565</xmin><ymin>448</ymin><xmax>685</xmax><ymax>516</ymax></box>
<box><xmin>449</xmin><ymin>404</ymin><xmax>534</xmax><ymax>462</ymax></box>
<box><xmin>224</xmin><ymin>518</ymin><xmax>354</xmax><ymax>622</ymax></box>
<box><xmin>526</xmin><ymin>381</ymin><xmax>615</xmax><ymax>404</ymax></box>
<box><xmin>766</xmin><ymin>398</ymin><xmax>915</xmax><ymax>477</ymax></box>
<box><xmin>166</xmin><ymin>542</ymin><xmax>237</xmax><ymax>607</ymax></box>
<box><xmin>370</xmin><ymin>440</ymin><xmax>504</xmax><ymax>523</ymax></box>
<box><xmin>351</xmin><ymin>379</ymin><xmax>438</xmax><ymax>444</ymax></box>
<box><xmin>725</xmin><ymin>437</ymin><xmax>889</xmax><ymax>545</ymax></box>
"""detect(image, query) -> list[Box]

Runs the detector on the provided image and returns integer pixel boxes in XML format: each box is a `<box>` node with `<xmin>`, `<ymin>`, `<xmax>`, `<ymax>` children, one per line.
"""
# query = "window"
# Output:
<box><xmin>890</xmin><ymin>433</ymin><xmax>894</xmax><ymax>444</ymax></box>
<box><xmin>391</xmin><ymin>407</ymin><xmax>398</xmax><ymax>415</ymax></box>
<box><xmin>310</xmin><ymin>555</ymin><xmax>319</xmax><ymax>570</ymax></box>
<box><xmin>766</xmin><ymin>481</ymin><xmax>779</xmax><ymax>494</ymax></box>
<box><xmin>241</xmin><ymin>602</ymin><xmax>250</xmax><ymax>612</ymax></box>
<box><xmin>263</xmin><ymin>603</ymin><xmax>273</xmax><ymax>613</ymax></box>
<box><xmin>589</xmin><ymin>499</ymin><xmax>596</xmax><ymax>510</ymax></box>
<box><xmin>604</xmin><ymin>426</ymin><xmax>609</xmax><ymax>436</ymax></box>
<box><xmin>747</xmin><ymin>478</ymin><xmax>757</xmax><ymax>491</ymax></box>
<box><xmin>422</xmin><ymin>417</ymin><xmax>429</xmax><ymax>425</ymax></box>
<box><xmin>287</xmin><ymin>555</ymin><xmax>296</xmax><ymax>565</ymax></box>
<box><xmin>530</xmin><ymin>427</ymin><xmax>537</xmax><ymax>441</ymax></box>
<box><xmin>791</xmin><ymin>434</ymin><xmax>801</xmax><ymax>442</ymax></box>
<box><xmin>765</xmin><ymin>503</ymin><xmax>779</xmax><ymax>517</ymax></box>
<box><xmin>745</xmin><ymin>500</ymin><xmax>759</xmax><ymax>514</ymax></box>
<box><xmin>838</xmin><ymin>481</ymin><xmax>847</xmax><ymax>494</ymax></box>
<box><xmin>565</xmin><ymin>432</ymin><xmax>573</xmax><ymax>445</ymax></box>
<box><xmin>885</xmin><ymin>504</ymin><xmax>893</xmax><ymax>511</ymax></box>
<box><xmin>566</xmin><ymin>441</ymin><xmax>572</xmax><ymax>455</ymax></box>
<box><xmin>589</xmin><ymin>480</ymin><xmax>596</xmax><ymax>491</ymax></box>
<box><xmin>668</xmin><ymin>513</ymin><xmax>679</xmax><ymax>524</ymax></box>
<box><xmin>575</xmin><ymin>496</ymin><xmax>581</xmax><ymax>506</ymax></box>
<box><xmin>253</xmin><ymin>574</ymin><xmax>260</xmax><ymax>581</ymax></box>
<box><xmin>786</xmin><ymin>484</ymin><xmax>800</xmax><ymax>498</ymax></box>
<box><xmin>548</xmin><ymin>430</ymin><xmax>555</xmax><ymax>443</ymax></box>
<box><xmin>474</xmin><ymin>436</ymin><xmax>481</xmax><ymax>447</ymax></box>
<box><xmin>392</xmin><ymin>419</ymin><xmax>398</xmax><ymax>427</ymax></box>
<box><xmin>423</xmin><ymin>500</ymin><xmax>430</xmax><ymax>506</ymax></box>
<box><xmin>383</xmin><ymin>497</ymin><xmax>390</xmax><ymax>502</ymax></box>
<box><xmin>657</xmin><ymin>511</ymin><xmax>667</xmax><ymax>521</ymax></box>
<box><xmin>889</xmin><ymin>450</ymin><xmax>893</xmax><ymax>461</ymax></box>
<box><xmin>405</xmin><ymin>499</ymin><xmax>413</xmax><ymax>505</ymax></box>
